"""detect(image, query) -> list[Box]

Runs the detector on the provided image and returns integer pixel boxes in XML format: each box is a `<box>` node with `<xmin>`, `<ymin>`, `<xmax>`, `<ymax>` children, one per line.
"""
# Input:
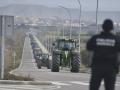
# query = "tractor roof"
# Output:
<box><xmin>56</xmin><ymin>39</ymin><xmax>76</xmax><ymax>42</ymax></box>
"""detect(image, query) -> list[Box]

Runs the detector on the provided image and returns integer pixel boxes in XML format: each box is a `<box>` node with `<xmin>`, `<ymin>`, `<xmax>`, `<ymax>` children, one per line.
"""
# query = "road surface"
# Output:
<box><xmin>10</xmin><ymin>36</ymin><xmax>120</xmax><ymax>90</ymax></box>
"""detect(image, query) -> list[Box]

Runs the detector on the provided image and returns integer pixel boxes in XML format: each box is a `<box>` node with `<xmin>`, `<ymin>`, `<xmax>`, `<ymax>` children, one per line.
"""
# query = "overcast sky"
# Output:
<box><xmin>0</xmin><ymin>0</ymin><xmax>120</xmax><ymax>11</ymax></box>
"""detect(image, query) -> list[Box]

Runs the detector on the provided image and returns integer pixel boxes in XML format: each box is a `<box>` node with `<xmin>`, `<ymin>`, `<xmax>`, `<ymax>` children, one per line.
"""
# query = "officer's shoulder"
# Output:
<box><xmin>88</xmin><ymin>34</ymin><xmax>99</xmax><ymax>42</ymax></box>
<box><xmin>91</xmin><ymin>34</ymin><xmax>100</xmax><ymax>39</ymax></box>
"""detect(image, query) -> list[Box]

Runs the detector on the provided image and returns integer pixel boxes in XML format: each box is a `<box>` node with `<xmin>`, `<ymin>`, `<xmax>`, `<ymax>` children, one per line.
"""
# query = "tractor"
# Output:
<box><xmin>37</xmin><ymin>54</ymin><xmax>51</xmax><ymax>69</ymax></box>
<box><xmin>51</xmin><ymin>39</ymin><xmax>80</xmax><ymax>72</ymax></box>
<box><xmin>33</xmin><ymin>48</ymin><xmax>42</xmax><ymax>61</ymax></box>
<box><xmin>32</xmin><ymin>47</ymin><xmax>51</xmax><ymax>69</ymax></box>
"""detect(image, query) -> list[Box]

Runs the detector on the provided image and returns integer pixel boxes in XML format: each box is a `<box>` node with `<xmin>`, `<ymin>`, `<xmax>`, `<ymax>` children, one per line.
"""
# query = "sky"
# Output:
<box><xmin>0</xmin><ymin>0</ymin><xmax>120</xmax><ymax>11</ymax></box>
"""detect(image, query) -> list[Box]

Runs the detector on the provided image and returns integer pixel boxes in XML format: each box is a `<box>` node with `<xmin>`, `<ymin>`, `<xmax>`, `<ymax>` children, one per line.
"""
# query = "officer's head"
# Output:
<box><xmin>102</xmin><ymin>19</ymin><xmax>114</xmax><ymax>32</ymax></box>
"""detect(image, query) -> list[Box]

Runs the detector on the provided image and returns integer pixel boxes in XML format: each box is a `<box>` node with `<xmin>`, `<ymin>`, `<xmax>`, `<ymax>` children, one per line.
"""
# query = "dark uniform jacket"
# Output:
<box><xmin>87</xmin><ymin>32</ymin><xmax>120</xmax><ymax>72</ymax></box>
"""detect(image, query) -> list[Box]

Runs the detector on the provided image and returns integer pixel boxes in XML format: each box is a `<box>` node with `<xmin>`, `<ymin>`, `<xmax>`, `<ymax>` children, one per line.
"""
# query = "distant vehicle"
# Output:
<box><xmin>29</xmin><ymin>34</ymin><xmax>39</xmax><ymax>49</ymax></box>
<box><xmin>36</xmin><ymin>54</ymin><xmax>51</xmax><ymax>69</ymax></box>
<box><xmin>29</xmin><ymin>34</ymin><xmax>51</xmax><ymax>69</ymax></box>
<box><xmin>33</xmin><ymin>48</ymin><xmax>42</xmax><ymax>60</ymax></box>
<box><xmin>51</xmin><ymin>39</ymin><xmax>80</xmax><ymax>72</ymax></box>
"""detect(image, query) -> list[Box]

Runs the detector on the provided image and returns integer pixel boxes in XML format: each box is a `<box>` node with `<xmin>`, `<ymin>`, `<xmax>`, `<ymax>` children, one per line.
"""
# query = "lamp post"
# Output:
<box><xmin>59</xmin><ymin>6</ymin><xmax>72</xmax><ymax>39</ymax></box>
<box><xmin>76</xmin><ymin>0</ymin><xmax>82</xmax><ymax>52</ymax></box>
<box><xmin>61</xmin><ymin>17</ymin><xmax>65</xmax><ymax>39</ymax></box>
<box><xmin>59</xmin><ymin>16</ymin><xmax>65</xmax><ymax>39</ymax></box>
<box><xmin>1</xmin><ymin>16</ymin><xmax>5</xmax><ymax>79</ymax></box>
<box><xmin>96</xmin><ymin>0</ymin><xmax>99</xmax><ymax>33</ymax></box>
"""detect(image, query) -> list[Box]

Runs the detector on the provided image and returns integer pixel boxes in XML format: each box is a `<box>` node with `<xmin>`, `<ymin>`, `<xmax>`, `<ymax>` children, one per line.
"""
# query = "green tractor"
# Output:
<box><xmin>32</xmin><ymin>48</ymin><xmax>51</xmax><ymax>69</ymax></box>
<box><xmin>51</xmin><ymin>39</ymin><xmax>80</xmax><ymax>73</ymax></box>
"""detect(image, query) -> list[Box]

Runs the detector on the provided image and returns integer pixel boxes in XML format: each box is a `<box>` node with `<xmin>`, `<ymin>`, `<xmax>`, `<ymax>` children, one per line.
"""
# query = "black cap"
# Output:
<box><xmin>102</xmin><ymin>19</ymin><xmax>114</xmax><ymax>32</ymax></box>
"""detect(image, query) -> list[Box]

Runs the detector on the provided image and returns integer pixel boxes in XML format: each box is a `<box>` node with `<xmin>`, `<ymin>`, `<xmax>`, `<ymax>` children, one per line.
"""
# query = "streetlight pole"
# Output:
<box><xmin>61</xmin><ymin>17</ymin><xmax>65</xmax><ymax>39</ymax></box>
<box><xmin>77</xmin><ymin>0</ymin><xmax>82</xmax><ymax>52</ymax></box>
<box><xmin>1</xmin><ymin>16</ymin><xmax>5</xmax><ymax>79</ymax></box>
<box><xmin>59</xmin><ymin>6</ymin><xmax>72</xmax><ymax>39</ymax></box>
<box><xmin>96</xmin><ymin>0</ymin><xmax>99</xmax><ymax>33</ymax></box>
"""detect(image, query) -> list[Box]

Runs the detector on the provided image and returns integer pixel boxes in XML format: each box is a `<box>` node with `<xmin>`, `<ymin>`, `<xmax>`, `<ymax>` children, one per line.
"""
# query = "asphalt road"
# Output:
<box><xmin>10</xmin><ymin>36</ymin><xmax>120</xmax><ymax>90</ymax></box>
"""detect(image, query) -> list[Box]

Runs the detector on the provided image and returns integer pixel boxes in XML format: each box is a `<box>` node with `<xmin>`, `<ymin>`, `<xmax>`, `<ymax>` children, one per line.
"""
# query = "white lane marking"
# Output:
<box><xmin>52</xmin><ymin>82</ymin><xmax>70</xmax><ymax>86</ymax></box>
<box><xmin>70</xmin><ymin>81</ymin><xmax>120</xmax><ymax>86</ymax></box>
<box><xmin>101</xmin><ymin>81</ymin><xmax>120</xmax><ymax>86</ymax></box>
<box><xmin>70</xmin><ymin>81</ymin><xmax>89</xmax><ymax>86</ymax></box>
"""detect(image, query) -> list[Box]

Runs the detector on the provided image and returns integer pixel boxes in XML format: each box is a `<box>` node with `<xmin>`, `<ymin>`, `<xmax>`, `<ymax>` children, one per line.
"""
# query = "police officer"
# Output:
<box><xmin>86</xmin><ymin>19</ymin><xmax>120</xmax><ymax>90</ymax></box>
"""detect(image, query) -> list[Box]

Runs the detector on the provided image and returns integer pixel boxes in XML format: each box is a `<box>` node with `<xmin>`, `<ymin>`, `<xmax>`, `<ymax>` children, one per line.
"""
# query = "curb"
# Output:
<box><xmin>0</xmin><ymin>80</ymin><xmax>52</xmax><ymax>85</ymax></box>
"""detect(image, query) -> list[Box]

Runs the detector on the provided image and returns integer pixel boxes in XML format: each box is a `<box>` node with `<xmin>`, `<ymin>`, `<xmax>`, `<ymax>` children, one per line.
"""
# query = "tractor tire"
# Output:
<box><xmin>37</xmin><ymin>60</ymin><xmax>42</xmax><ymax>69</ymax></box>
<box><xmin>40</xmin><ymin>59</ymin><xmax>51</xmax><ymax>69</ymax></box>
<box><xmin>51</xmin><ymin>51</ymin><xmax>60</xmax><ymax>72</ymax></box>
<box><xmin>37</xmin><ymin>64</ymin><xmax>41</xmax><ymax>69</ymax></box>
<box><xmin>71</xmin><ymin>52</ymin><xmax>80</xmax><ymax>73</ymax></box>
<box><xmin>45</xmin><ymin>59</ymin><xmax>51</xmax><ymax>69</ymax></box>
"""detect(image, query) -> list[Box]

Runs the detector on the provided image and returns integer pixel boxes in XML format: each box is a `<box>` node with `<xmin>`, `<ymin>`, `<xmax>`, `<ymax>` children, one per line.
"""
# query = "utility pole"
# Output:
<box><xmin>1</xmin><ymin>16</ymin><xmax>5</xmax><ymax>79</ymax></box>
<box><xmin>77</xmin><ymin>0</ymin><xmax>82</xmax><ymax>52</ymax></box>
<box><xmin>62</xmin><ymin>17</ymin><xmax>65</xmax><ymax>39</ymax></box>
<box><xmin>96</xmin><ymin>0</ymin><xmax>99</xmax><ymax>33</ymax></box>
<box><xmin>59</xmin><ymin>6</ymin><xmax>72</xmax><ymax>39</ymax></box>
<box><xmin>0</xmin><ymin>16</ymin><xmax>2</xmax><ymax>79</ymax></box>
<box><xmin>0</xmin><ymin>16</ymin><xmax>5</xmax><ymax>79</ymax></box>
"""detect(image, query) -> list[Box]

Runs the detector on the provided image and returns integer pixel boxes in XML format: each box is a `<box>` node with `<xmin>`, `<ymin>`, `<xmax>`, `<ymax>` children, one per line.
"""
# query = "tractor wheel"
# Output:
<box><xmin>37</xmin><ymin>64</ymin><xmax>41</xmax><ymax>69</ymax></box>
<box><xmin>37</xmin><ymin>60</ymin><xmax>42</xmax><ymax>69</ymax></box>
<box><xmin>71</xmin><ymin>52</ymin><xmax>80</xmax><ymax>73</ymax></box>
<box><xmin>51</xmin><ymin>51</ymin><xmax>60</xmax><ymax>72</ymax></box>
<box><xmin>45</xmin><ymin>59</ymin><xmax>51</xmax><ymax>69</ymax></box>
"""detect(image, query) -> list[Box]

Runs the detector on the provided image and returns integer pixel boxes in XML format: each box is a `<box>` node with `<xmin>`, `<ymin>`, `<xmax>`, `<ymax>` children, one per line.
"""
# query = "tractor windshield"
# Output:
<box><xmin>42</xmin><ymin>54</ymin><xmax>49</xmax><ymax>60</ymax></box>
<box><xmin>58</xmin><ymin>40</ymin><xmax>76</xmax><ymax>50</ymax></box>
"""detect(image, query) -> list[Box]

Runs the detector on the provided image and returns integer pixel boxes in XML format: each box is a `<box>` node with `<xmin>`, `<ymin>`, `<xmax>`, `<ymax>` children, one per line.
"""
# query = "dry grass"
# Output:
<box><xmin>4</xmin><ymin>30</ymin><xmax>26</xmax><ymax>80</ymax></box>
<box><xmin>4</xmin><ymin>73</ymin><xmax>34</xmax><ymax>81</ymax></box>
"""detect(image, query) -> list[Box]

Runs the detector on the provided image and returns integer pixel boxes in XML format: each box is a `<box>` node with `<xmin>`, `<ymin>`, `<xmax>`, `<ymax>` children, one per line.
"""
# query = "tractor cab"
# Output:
<box><xmin>54</xmin><ymin>39</ymin><xmax>77</xmax><ymax>51</ymax></box>
<box><xmin>37</xmin><ymin>53</ymin><xmax>51</xmax><ymax>69</ymax></box>
<box><xmin>42</xmin><ymin>54</ymin><xmax>49</xmax><ymax>60</ymax></box>
<box><xmin>38</xmin><ymin>54</ymin><xmax>49</xmax><ymax>60</ymax></box>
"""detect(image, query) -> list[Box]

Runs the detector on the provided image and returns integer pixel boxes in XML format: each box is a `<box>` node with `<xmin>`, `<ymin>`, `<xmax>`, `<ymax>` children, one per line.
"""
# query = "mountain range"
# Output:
<box><xmin>0</xmin><ymin>4</ymin><xmax>79</xmax><ymax>19</ymax></box>
<box><xmin>0</xmin><ymin>4</ymin><xmax>120</xmax><ymax>23</ymax></box>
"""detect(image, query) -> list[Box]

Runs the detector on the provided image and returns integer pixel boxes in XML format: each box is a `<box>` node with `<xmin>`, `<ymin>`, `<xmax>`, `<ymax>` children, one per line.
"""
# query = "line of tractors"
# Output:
<box><xmin>29</xmin><ymin>33</ymin><xmax>81</xmax><ymax>73</ymax></box>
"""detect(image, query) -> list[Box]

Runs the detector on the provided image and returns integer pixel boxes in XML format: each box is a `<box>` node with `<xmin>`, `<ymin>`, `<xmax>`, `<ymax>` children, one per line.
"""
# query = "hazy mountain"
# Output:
<box><xmin>0</xmin><ymin>4</ymin><xmax>79</xmax><ymax>18</ymax></box>
<box><xmin>0</xmin><ymin>4</ymin><xmax>120</xmax><ymax>23</ymax></box>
